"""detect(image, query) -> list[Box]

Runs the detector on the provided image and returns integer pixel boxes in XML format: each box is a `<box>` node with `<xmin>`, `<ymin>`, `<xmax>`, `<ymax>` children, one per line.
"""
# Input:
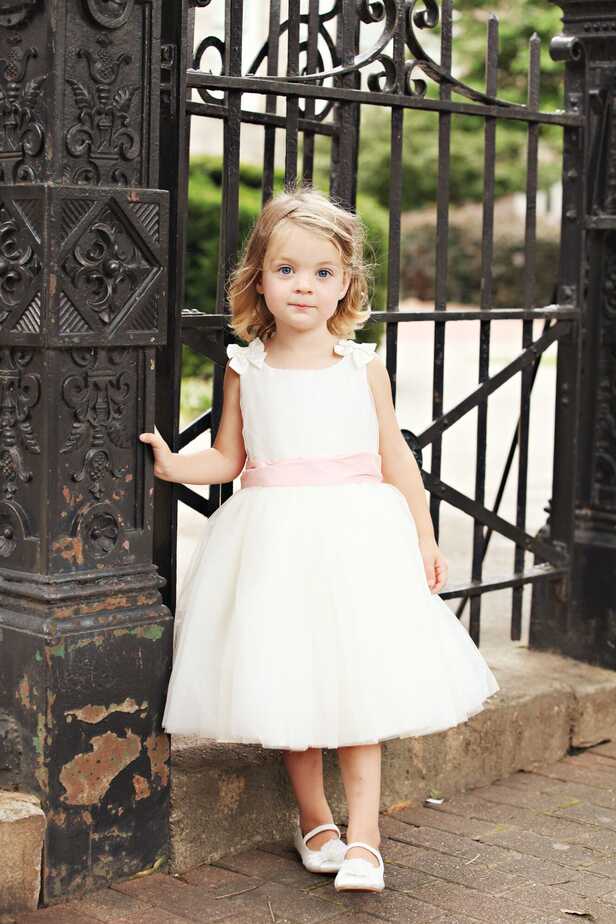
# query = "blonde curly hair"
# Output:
<box><xmin>226</xmin><ymin>186</ymin><xmax>373</xmax><ymax>343</ymax></box>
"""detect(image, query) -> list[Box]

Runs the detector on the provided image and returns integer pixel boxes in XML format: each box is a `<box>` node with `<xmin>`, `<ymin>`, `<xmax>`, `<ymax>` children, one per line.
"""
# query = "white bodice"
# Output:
<box><xmin>226</xmin><ymin>336</ymin><xmax>379</xmax><ymax>463</ymax></box>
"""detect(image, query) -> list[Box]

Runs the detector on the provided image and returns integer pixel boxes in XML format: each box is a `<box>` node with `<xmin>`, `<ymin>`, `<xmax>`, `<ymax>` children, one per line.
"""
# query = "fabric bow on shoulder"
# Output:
<box><xmin>226</xmin><ymin>336</ymin><xmax>267</xmax><ymax>374</ymax></box>
<box><xmin>333</xmin><ymin>339</ymin><xmax>377</xmax><ymax>367</ymax></box>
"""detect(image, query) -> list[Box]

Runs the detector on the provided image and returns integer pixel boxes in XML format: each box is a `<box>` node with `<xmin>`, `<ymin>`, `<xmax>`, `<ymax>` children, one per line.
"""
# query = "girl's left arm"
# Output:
<box><xmin>367</xmin><ymin>357</ymin><xmax>448</xmax><ymax>594</ymax></box>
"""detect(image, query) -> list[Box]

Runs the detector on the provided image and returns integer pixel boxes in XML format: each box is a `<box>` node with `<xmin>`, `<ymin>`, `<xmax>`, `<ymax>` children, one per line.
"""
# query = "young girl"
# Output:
<box><xmin>139</xmin><ymin>187</ymin><xmax>500</xmax><ymax>894</ymax></box>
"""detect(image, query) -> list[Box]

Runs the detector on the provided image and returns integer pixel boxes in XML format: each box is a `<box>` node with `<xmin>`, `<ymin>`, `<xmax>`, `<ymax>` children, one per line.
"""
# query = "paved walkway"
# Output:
<box><xmin>15</xmin><ymin>742</ymin><xmax>616</xmax><ymax>923</ymax></box>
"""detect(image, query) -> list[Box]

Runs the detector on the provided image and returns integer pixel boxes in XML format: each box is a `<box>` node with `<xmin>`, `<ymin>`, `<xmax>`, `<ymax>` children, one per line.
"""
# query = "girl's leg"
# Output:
<box><xmin>336</xmin><ymin>743</ymin><xmax>382</xmax><ymax>867</ymax></box>
<box><xmin>282</xmin><ymin>747</ymin><xmax>339</xmax><ymax>849</ymax></box>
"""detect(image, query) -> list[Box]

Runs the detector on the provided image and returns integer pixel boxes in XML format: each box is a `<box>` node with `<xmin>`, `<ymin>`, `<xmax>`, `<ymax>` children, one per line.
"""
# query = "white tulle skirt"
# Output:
<box><xmin>162</xmin><ymin>482</ymin><xmax>500</xmax><ymax>750</ymax></box>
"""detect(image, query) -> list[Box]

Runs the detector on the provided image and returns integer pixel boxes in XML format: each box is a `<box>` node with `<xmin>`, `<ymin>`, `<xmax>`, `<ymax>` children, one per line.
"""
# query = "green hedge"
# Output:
<box><xmin>400</xmin><ymin>219</ymin><xmax>560</xmax><ymax>309</ymax></box>
<box><xmin>182</xmin><ymin>156</ymin><xmax>389</xmax><ymax>378</ymax></box>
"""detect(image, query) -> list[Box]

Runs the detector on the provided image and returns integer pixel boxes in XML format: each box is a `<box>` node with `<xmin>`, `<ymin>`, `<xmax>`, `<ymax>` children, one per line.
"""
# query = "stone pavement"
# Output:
<box><xmin>13</xmin><ymin>741</ymin><xmax>616</xmax><ymax>924</ymax></box>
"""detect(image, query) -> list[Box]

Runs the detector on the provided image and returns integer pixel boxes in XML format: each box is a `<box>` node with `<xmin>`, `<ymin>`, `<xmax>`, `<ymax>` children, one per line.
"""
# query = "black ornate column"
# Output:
<box><xmin>531</xmin><ymin>1</ymin><xmax>616</xmax><ymax>668</ymax></box>
<box><xmin>0</xmin><ymin>0</ymin><xmax>171</xmax><ymax>904</ymax></box>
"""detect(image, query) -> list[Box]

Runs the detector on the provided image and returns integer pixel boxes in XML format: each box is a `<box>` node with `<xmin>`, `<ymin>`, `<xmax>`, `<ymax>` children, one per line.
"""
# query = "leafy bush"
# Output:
<box><xmin>400</xmin><ymin>216</ymin><xmax>560</xmax><ymax>308</ymax></box>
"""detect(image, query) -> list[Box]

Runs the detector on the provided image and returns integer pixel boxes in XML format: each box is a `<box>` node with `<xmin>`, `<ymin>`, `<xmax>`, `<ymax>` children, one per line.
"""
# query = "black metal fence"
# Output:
<box><xmin>158</xmin><ymin>0</ymin><xmax>589</xmax><ymax>651</ymax></box>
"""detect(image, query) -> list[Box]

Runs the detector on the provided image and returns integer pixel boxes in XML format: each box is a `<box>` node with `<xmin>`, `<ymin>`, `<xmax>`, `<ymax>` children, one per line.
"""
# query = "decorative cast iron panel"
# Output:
<box><xmin>0</xmin><ymin>24</ymin><xmax>47</xmax><ymax>183</ymax></box>
<box><xmin>64</xmin><ymin>0</ymin><xmax>159</xmax><ymax>187</ymax></box>
<box><xmin>0</xmin><ymin>184</ymin><xmax>168</xmax><ymax>347</ymax></box>
<box><xmin>0</xmin><ymin>344</ymin><xmax>40</xmax><ymax>567</ymax></box>
<box><xmin>53</xmin><ymin>344</ymin><xmax>145</xmax><ymax>572</ymax></box>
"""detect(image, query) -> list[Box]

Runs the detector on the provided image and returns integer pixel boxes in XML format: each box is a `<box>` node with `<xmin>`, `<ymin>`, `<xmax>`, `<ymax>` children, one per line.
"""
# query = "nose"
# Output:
<box><xmin>294</xmin><ymin>273</ymin><xmax>313</xmax><ymax>292</ymax></box>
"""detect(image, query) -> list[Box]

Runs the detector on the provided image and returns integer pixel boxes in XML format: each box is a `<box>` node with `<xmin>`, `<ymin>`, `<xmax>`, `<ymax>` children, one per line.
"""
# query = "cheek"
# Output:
<box><xmin>266</xmin><ymin>275</ymin><xmax>283</xmax><ymax>292</ymax></box>
<box><xmin>325</xmin><ymin>279</ymin><xmax>343</xmax><ymax>299</ymax></box>
<box><xmin>261</xmin><ymin>275</ymin><xmax>287</xmax><ymax>299</ymax></box>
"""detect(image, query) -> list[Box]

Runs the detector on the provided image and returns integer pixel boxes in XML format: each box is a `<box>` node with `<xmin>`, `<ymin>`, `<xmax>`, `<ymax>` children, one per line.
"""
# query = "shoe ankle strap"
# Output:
<box><xmin>302</xmin><ymin>822</ymin><xmax>341</xmax><ymax>845</ymax></box>
<box><xmin>345</xmin><ymin>841</ymin><xmax>383</xmax><ymax>868</ymax></box>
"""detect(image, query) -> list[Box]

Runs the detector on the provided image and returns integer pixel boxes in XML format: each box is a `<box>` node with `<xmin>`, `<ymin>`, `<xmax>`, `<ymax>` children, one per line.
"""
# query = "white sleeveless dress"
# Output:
<box><xmin>161</xmin><ymin>336</ymin><xmax>500</xmax><ymax>750</ymax></box>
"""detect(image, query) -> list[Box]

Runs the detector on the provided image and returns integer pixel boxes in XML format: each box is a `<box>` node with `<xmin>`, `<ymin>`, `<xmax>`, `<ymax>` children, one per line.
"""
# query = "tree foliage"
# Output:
<box><xmin>355</xmin><ymin>0</ymin><xmax>566</xmax><ymax>211</ymax></box>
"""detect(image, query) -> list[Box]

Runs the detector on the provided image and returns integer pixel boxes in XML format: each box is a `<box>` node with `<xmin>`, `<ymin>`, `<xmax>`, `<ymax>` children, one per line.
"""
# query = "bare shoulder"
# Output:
<box><xmin>224</xmin><ymin>360</ymin><xmax>241</xmax><ymax>387</ymax></box>
<box><xmin>366</xmin><ymin>353</ymin><xmax>393</xmax><ymax>398</ymax></box>
<box><xmin>222</xmin><ymin>361</ymin><xmax>241</xmax><ymax>414</ymax></box>
<box><xmin>366</xmin><ymin>353</ymin><xmax>407</xmax><ymax>460</ymax></box>
<box><xmin>210</xmin><ymin>361</ymin><xmax>245</xmax><ymax>475</ymax></box>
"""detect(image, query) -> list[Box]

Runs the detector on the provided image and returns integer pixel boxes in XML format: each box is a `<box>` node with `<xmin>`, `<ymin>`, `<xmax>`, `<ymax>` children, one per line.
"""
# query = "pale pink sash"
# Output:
<box><xmin>241</xmin><ymin>451</ymin><xmax>383</xmax><ymax>488</ymax></box>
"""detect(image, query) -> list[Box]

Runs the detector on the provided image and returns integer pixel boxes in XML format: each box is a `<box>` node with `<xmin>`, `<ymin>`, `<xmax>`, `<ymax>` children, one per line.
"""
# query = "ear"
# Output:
<box><xmin>339</xmin><ymin>269</ymin><xmax>351</xmax><ymax>301</ymax></box>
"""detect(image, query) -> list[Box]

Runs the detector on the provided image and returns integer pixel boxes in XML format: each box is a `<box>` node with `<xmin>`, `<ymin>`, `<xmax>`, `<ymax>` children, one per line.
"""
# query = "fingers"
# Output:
<box><xmin>139</xmin><ymin>431</ymin><xmax>165</xmax><ymax>447</ymax></box>
<box><xmin>424</xmin><ymin>554</ymin><xmax>448</xmax><ymax>594</ymax></box>
<box><xmin>432</xmin><ymin>557</ymin><xmax>448</xmax><ymax>594</ymax></box>
<box><xmin>139</xmin><ymin>432</ymin><xmax>157</xmax><ymax>445</ymax></box>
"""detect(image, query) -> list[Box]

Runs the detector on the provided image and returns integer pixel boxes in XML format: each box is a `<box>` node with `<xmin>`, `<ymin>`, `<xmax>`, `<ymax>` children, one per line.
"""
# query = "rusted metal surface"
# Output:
<box><xmin>0</xmin><ymin>0</ymin><xmax>173</xmax><ymax>905</ymax></box>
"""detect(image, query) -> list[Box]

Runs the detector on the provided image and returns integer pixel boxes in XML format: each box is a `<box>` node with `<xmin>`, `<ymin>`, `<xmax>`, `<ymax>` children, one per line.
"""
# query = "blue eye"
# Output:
<box><xmin>318</xmin><ymin>268</ymin><xmax>332</xmax><ymax>278</ymax></box>
<box><xmin>278</xmin><ymin>265</ymin><xmax>292</xmax><ymax>275</ymax></box>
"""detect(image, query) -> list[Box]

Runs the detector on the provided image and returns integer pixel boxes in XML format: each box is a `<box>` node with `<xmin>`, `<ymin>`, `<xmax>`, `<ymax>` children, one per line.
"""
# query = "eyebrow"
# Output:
<box><xmin>271</xmin><ymin>257</ymin><xmax>337</xmax><ymax>266</ymax></box>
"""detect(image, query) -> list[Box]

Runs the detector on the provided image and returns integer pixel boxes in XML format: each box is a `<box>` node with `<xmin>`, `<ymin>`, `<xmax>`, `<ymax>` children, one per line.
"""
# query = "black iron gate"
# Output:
<box><xmin>157</xmin><ymin>0</ymin><xmax>599</xmax><ymax>654</ymax></box>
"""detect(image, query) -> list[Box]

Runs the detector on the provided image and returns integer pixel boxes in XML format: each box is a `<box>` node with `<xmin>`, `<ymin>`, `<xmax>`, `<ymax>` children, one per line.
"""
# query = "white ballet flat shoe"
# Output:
<box><xmin>334</xmin><ymin>841</ymin><xmax>385</xmax><ymax>892</ymax></box>
<box><xmin>293</xmin><ymin>822</ymin><xmax>347</xmax><ymax>873</ymax></box>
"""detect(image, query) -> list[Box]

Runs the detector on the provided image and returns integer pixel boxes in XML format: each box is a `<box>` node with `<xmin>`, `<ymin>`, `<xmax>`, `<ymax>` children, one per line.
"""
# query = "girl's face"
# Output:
<box><xmin>256</xmin><ymin>223</ymin><xmax>350</xmax><ymax>332</ymax></box>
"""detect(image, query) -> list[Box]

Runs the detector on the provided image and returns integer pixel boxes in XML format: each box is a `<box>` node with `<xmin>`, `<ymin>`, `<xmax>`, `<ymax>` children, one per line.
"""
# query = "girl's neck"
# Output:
<box><xmin>269</xmin><ymin>329</ymin><xmax>337</xmax><ymax>360</ymax></box>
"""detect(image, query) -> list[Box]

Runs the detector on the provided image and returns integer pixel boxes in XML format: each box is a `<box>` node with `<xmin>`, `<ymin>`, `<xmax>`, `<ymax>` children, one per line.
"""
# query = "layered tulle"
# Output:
<box><xmin>162</xmin><ymin>481</ymin><xmax>500</xmax><ymax>750</ymax></box>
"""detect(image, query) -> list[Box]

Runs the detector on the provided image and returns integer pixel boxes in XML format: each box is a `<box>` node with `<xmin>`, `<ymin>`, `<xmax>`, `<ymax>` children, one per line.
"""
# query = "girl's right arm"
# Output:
<box><xmin>139</xmin><ymin>364</ymin><xmax>246</xmax><ymax>485</ymax></box>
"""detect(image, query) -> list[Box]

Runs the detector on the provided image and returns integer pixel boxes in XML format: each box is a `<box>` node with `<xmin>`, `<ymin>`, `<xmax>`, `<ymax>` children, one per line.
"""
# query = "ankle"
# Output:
<box><xmin>346</xmin><ymin>827</ymin><xmax>381</xmax><ymax>849</ymax></box>
<box><xmin>345</xmin><ymin>827</ymin><xmax>382</xmax><ymax>869</ymax></box>
<box><xmin>299</xmin><ymin>805</ymin><xmax>334</xmax><ymax>834</ymax></box>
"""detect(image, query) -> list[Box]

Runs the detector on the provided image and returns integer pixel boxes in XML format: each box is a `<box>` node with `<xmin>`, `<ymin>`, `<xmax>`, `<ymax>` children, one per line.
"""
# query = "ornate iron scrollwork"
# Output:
<box><xmin>404</xmin><ymin>1</ymin><xmax>517</xmax><ymax>107</ymax></box>
<box><xmin>74</xmin><ymin>503</ymin><xmax>121</xmax><ymax>557</ymax></box>
<box><xmin>65</xmin><ymin>36</ymin><xmax>139</xmax><ymax>185</ymax></box>
<box><xmin>192</xmin><ymin>0</ymin><xmax>397</xmax><ymax>117</ymax></box>
<box><xmin>248</xmin><ymin>0</ymin><xmax>398</xmax><ymax>86</ymax></box>
<box><xmin>0</xmin><ymin>44</ymin><xmax>46</xmax><ymax>182</ymax></box>
<box><xmin>60</xmin><ymin>347</ymin><xmax>132</xmax><ymax>501</ymax></box>
<box><xmin>62</xmin><ymin>208</ymin><xmax>155</xmax><ymax>327</ymax></box>
<box><xmin>0</xmin><ymin>346</ymin><xmax>40</xmax><ymax>503</ymax></box>
<box><xmin>0</xmin><ymin>205</ymin><xmax>41</xmax><ymax>324</ymax></box>
<box><xmin>84</xmin><ymin>0</ymin><xmax>134</xmax><ymax>31</ymax></box>
<box><xmin>192</xmin><ymin>35</ymin><xmax>225</xmax><ymax>105</ymax></box>
<box><xmin>192</xmin><ymin>1</ymin><xmax>536</xmax><ymax>111</ymax></box>
<box><xmin>0</xmin><ymin>0</ymin><xmax>38</xmax><ymax>29</ymax></box>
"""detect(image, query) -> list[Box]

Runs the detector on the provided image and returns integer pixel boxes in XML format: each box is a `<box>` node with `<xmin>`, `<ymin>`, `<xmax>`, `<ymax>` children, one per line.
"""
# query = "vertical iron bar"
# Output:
<box><xmin>213</xmin><ymin>0</ymin><xmax>243</xmax><ymax>508</ymax></box>
<box><xmin>302</xmin><ymin>0</ymin><xmax>320</xmax><ymax>184</ymax></box>
<box><xmin>330</xmin><ymin>0</ymin><xmax>360</xmax><ymax>209</ymax></box>
<box><xmin>430</xmin><ymin>0</ymin><xmax>452</xmax><ymax>545</ymax></box>
<box><xmin>159</xmin><ymin>0</ymin><xmax>196</xmax><ymax>614</ymax></box>
<box><xmin>285</xmin><ymin>0</ymin><xmax>301</xmax><ymax>186</ymax></box>
<box><xmin>385</xmin><ymin>0</ymin><xmax>406</xmax><ymax>405</ymax></box>
<box><xmin>330</xmin><ymin>0</ymin><xmax>344</xmax><ymax>201</ymax></box>
<box><xmin>540</xmin><ymin>75</ymin><xmax>584</xmax><ymax>611</ymax></box>
<box><xmin>468</xmin><ymin>14</ymin><xmax>497</xmax><ymax>643</ymax></box>
<box><xmin>263</xmin><ymin>0</ymin><xmax>282</xmax><ymax>205</ymax></box>
<box><xmin>512</xmin><ymin>33</ymin><xmax>540</xmax><ymax>639</ymax></box>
